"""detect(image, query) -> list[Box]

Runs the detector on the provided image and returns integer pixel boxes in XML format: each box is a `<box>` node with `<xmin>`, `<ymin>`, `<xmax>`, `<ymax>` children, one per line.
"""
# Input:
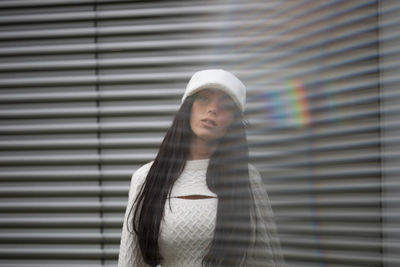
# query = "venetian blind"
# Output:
<box><xmin>0</xmin><ymin>0</ymin><xmax>398</xmax><ymax>266</ymax></box>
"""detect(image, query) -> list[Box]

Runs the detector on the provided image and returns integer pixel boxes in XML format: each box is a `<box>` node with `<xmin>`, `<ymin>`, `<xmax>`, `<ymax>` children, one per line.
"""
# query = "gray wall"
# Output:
<box><xmin>380</xmin><ymin>0</ymin><xmax>400</xmax><ymax>266</ymax></box>
<box><xmin>0</xmin><ymin>0</ymin><xmax>399</xmax><ymax>266</ymax></box>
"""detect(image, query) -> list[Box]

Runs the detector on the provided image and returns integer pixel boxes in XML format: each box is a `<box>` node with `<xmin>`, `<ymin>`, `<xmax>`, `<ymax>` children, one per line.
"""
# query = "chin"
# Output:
<box><xmin>192</xmin><ymin>128</ymin><xmax>224</xmax><ymax>143</ymax></box>
<box><xmin>194</xmin><ymin>132</ymin><xmax>216</xmax><ymax>143</ymax></box>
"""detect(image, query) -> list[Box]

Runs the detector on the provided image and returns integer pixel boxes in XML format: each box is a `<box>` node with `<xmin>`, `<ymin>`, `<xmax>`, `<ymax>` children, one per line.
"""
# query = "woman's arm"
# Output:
<box><xmin>118</xmin><ymin>163</ymin><xmax>153</xmax><ymax>267</ymax></box>
<box><xmin>247</xmin><ymin>164</ymin><xmax>285</xmax><ymax>267</ymax></box>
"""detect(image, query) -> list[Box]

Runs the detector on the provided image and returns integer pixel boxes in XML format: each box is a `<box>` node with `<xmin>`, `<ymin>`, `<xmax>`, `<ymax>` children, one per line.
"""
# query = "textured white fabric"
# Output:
<box><xmin>118</xmin><ymin>159</ymin><xmax>217</xmax><ymax>267</ymax></box>
<box><xmin>168</xmin><ymin>159</ymin><xmax>216</xmax><ymax>198</ymax></box>
<box><xmin>159</xmin><ymin>197</ymin><xmax>217</xmax><ymax>266</ymax></box>
<box><xmin>118</xmin><ymin>159</ymin><xmax>284</xmax><ymax>267</ymax></box>
<box><xmin>118</xmin><ymin>161</ymin><xmax>153</xmax><ymax>267</ymax></box>
<box><xmin>160</xmin><ymin>159</ymin><xmax>217</xmax><ymax>266</ymax></box>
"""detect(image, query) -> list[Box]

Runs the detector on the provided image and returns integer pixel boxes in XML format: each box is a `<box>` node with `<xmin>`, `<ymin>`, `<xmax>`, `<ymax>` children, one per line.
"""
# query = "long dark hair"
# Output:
<box><xmin>130</xmin><ymin>93</ymin><xmax>252</xmax><ymax>266</ymax></box>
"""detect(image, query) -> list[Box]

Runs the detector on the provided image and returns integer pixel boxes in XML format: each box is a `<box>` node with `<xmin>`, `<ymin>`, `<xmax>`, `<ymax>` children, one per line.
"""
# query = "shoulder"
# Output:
<box><xmin>132</xmin><ymin>161</ymin><xmax>154</xmax><ymax>178</ymax></box>
<box><xmin>248</xmin><ymin>163</ymin><xmax>267</xmax><ymax>192</ymax></box>
<box><xmin>130</xmin><ymin>161</ymin><xmax>154</xmax><ymax>187</ymax></box>
<box><xmin>248</xmin><ymin>164</ymin><xmax>262</xmax><ymax>181</ymax></box>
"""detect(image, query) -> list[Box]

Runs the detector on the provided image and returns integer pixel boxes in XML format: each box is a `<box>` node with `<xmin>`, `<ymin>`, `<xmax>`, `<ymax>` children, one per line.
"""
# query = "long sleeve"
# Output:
<box><xmin>118</xmin><ymin>163</ymin><xmax>153</xmax><ymax>267</ymax></box>
<box><xmin>247</xmin><ymin>165</ymin><xmax>285</xmax><ymax>267</ymax></box>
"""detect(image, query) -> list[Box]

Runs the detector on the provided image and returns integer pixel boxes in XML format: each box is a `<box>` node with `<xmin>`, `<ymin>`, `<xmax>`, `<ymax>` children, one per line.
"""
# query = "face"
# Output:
<box><xmin>190</xmin><ymin>89</ymin><xmax>236</xmax><ymax>143</ymax></box>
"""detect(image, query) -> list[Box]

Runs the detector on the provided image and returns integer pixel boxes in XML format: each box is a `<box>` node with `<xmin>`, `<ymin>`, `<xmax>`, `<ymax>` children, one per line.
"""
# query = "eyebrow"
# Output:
<box><xmin>199</xmin><ymin>89</ymin><xmax>233</xmax><ymax>102</ymax></box>
<box><xmin>220</xmin><ymin>94</ymin><xmax>234</xmax><ymax>102</ymax></box>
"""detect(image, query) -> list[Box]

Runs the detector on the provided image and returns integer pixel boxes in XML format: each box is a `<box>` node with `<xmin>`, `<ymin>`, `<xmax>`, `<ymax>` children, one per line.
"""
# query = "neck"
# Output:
<box><xmin>188</xmin><ymin>136</ymin><xmax>217</xmax><ymax>160</ymax></box>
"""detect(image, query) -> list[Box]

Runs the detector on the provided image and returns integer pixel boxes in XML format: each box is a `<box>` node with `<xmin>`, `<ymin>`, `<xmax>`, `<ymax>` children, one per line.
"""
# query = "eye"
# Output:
<box><xmin>221</xmin><ymin>102</ymin><xmax>235</xmax><ymax>111</ymax></box>
<box><xmin>197</xmin><ymin>94</ymin><xmax>209</xmax><ymax>102</ymax></box>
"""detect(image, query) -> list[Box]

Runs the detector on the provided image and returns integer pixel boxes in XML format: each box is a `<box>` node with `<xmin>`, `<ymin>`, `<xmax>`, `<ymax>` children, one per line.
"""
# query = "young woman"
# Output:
<box><xmin>118</xmin><ymin>69</ymin><xmax>284</xmax><ymax>267</ymax></box>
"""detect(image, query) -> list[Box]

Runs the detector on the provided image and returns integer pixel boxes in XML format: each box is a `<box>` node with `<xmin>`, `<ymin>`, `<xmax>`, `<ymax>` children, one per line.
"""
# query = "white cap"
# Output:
<box><xmin>182</xmin><ymin>69</ymin><xmax>246</xmax><ymax>112</ymax></box>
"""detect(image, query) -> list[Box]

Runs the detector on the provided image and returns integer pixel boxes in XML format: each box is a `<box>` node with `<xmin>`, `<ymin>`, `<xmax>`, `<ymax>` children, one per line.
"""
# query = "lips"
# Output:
<box><xmin>201</xmin><ymin>118</ymin><xmax>217</xmax><ymax>128</ymax></box>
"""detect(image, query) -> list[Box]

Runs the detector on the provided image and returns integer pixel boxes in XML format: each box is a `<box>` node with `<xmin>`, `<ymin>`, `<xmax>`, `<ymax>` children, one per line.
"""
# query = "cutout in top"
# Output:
<box><xmin>174</xmin><ymin>194</ymin><xmax>216</xmax><ymax>200</ymax></box>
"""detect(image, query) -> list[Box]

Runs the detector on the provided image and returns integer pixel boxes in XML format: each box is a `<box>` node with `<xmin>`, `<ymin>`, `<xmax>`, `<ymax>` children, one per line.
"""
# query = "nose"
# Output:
<box><xmin>207</xmin><ymin>101</ymin><xmax>218</xmax><ymax>115</ymax></box>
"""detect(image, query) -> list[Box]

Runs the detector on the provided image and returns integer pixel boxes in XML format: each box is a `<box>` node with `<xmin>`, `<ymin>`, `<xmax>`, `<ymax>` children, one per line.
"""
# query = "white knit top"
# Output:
<box><xmin>160</xmin><ymin>159</ymin><xmax>217</xmax><ymax>267</ymax></box>
<box><xmin>118</xmin><ymin>159</ymin><xmax>284</xmax><ymax>267</ymax></box>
